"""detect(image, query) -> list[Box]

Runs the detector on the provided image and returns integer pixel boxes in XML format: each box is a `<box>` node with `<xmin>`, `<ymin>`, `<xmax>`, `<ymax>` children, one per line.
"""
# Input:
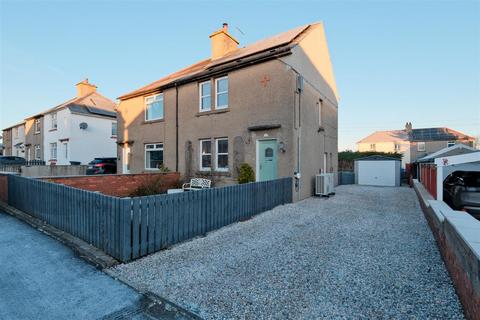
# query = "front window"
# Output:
<box><xmin>51</xmin><ymin>113</ymin><xmax>57</xmax><ymax>130</ymax></box>
<box><xmin>145</xmin><ymin>94</ymin><xmax>164</xmax><ymax>121</ymax></box>
<box><xmin>417</xmin><ymin>142</ymin><xmax>425</xmax><ymax>152</ymax></box>
<box><xmin>447</xmin><ymin>141</ymin><xmax>455</xmax><ymax>148</ymax></box>
<box><xmin>111</xmin><ymin>122</ymin><xmax>117</xmax><ymax>136</ymax></box>
<box><xmin>34</xmin><ymin>119</ymin><xmax>41</xmax><ymax>133</ymax></box>
<box><xmin>34</xmin><ymin>145</ymin><xmax>41</xmax><ymax>160</ymax></box>
<box><xmin>200</xmin><ymin>139</ymin><xmax>212</xmax><ymax>171</ymax></box>
<box><xmin>370</xmin><ymin>144</ymin><xmax>376</xmax><ymax>151</ymax></box>
<box><xmin>50</xmin><ymin>143</ymin><xmax>57</xmax><ymax>160</ymax></box>
<box><xmin>215</xmin><ymin>76</ymin><xmax>228</xmax><ymax>109</ymax></box>
<box><xmin>145</xmin><ymin>143</ymin><xmax>164</xmax><ymax>169</ymax></box>
<box><xmin>394</xmin><ymin>143</ymin><xmax>400</xmax><ymax>152</ymax></box>
<box><xmin>215</xmin><ymin>138</ymin><xmax>228</xmax><ymax>171</ymax></box>
<box><xmin>199</xmin><ymin>81</ymin><xmax>211</xmax><ymax>112</ymax></box>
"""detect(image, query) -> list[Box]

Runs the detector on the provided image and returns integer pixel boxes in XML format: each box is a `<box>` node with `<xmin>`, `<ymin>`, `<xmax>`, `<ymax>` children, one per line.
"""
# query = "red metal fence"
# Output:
<box><xmin>420</xmin><ymin>164</ymin><xmax>437</xmax><ymax>199</ymax></box>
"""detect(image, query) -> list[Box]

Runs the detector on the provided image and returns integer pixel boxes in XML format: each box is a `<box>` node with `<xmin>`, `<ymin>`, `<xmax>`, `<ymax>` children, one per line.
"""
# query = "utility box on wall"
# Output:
<box><xmin>354</xmin><ymin>155</ymin><xmax>401</xmax><ymax>187</ymax></box>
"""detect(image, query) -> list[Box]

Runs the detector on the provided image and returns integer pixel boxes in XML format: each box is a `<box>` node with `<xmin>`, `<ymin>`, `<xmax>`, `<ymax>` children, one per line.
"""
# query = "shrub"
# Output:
<box><xmin>129</xmin><ymin>176</ymin><xmax>165</xmax><ymax>197</ymax></box>
<box><xmin>238</xmin><ymin>163</ymin><xmax>255</xmax><ymax>184</ymax></box>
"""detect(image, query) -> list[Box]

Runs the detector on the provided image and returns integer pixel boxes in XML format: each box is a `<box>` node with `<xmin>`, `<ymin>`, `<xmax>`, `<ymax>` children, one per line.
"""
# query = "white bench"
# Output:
<box><xmin>182</xmin><ymin>178</ymin><xmax>211</xmax><ymax>191</ymax></box>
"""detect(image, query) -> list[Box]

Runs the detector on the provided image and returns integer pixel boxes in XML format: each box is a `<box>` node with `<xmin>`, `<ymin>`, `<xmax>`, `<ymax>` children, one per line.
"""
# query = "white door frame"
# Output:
<box><xmin>122</xmin><ymin>145</ymin><xmax>130</xmax><ymax>174</ymax></box>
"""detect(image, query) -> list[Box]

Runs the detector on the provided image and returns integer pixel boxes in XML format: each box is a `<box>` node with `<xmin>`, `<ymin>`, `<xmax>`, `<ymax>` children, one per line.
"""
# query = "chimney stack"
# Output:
<box><xmin>209</xmin><ymin>23</ymin><xmax>239</xmax><ymax>60</ymax></box>
<box><xmin>405</xmin><ymin>122</ymin><xmax>413</xmax><ymax>133</ymax></box>
<box><xmin>76</xmin><ymin>78</ymin><xmax>97</xmax><ymax>97</ymax></box>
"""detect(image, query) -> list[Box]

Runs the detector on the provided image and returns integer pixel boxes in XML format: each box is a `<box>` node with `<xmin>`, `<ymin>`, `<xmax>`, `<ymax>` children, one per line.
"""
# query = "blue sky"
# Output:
<box><xmin>1</xmin><ymin>0</ymin><xmax>479</xmax><ymax>150</ymax></box>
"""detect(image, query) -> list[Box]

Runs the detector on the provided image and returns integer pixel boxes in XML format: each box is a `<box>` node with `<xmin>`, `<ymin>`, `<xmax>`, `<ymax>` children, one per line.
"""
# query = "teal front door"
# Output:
<box><xmin>258</xmin><ymin>139</ymin><xmax>278</xmax><ymax>181</ymax></box>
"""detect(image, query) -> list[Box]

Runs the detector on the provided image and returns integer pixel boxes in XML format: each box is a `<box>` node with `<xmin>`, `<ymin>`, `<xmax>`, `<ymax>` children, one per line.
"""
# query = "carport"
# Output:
<box><xmin>435</xmin><ymin>152</ymin><xmax>480</xmax><ymax>201</ymax></box>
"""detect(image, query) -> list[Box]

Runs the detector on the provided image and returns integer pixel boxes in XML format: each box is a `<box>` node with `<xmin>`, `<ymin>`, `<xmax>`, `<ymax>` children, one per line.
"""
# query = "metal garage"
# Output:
<box><xmin>354</xmin><ymin>155</ymin><xmax>401</xmax><ymax>187</ymax></box>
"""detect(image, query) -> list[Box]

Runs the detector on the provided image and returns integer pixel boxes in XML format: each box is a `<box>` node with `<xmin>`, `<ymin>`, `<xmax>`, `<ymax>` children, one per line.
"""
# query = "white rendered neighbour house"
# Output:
<box><xmin>43</xmin><ymin>80</ymin><xmax>117</xmax><ymax>165</ymax></box>
<box><xmin>11</xmin><ymin>122</ymin><xmax>26</xmax><ymax>157</ymax></box>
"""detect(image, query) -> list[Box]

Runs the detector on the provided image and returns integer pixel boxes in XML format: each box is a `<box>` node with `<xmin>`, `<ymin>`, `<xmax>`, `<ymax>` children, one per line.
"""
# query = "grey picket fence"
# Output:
<box><xmin>7</xmin><ymin>175</ymin><xmax>292</xmax><ymax>262</ymax></box>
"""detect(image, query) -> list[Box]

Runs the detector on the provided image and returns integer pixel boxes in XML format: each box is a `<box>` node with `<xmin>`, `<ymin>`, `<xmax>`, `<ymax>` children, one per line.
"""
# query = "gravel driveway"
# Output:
<box><xmin>109</xmin><ymin>185</ymin><xmax>464</xmax><ymax>319</ymax></box>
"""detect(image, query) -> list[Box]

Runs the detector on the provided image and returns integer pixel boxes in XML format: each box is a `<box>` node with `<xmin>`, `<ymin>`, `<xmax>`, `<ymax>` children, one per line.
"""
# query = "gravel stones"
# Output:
<box><xmin>109</xmin><ymin>185</ymin><xmax>464</xmax><ymax>319</ymax></box>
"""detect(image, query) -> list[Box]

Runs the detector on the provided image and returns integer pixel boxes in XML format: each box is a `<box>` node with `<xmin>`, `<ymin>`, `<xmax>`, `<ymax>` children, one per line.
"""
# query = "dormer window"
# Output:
<box><xmin>145</xmin><ymin>94</ymin><xmax>164</xmax><ymax>121</ymax></box>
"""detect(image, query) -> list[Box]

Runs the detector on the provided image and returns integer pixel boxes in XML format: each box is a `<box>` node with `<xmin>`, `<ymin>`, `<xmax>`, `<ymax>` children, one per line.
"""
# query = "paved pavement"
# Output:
<box><xmin>0</xmin><ymin>211</ymin><xmax>148</xmax><ymax>320</ymax></box>
<box><xmin>110</xmin><ymin>185</ymin><xmax>465</xmax><ymax>319</ymax></box>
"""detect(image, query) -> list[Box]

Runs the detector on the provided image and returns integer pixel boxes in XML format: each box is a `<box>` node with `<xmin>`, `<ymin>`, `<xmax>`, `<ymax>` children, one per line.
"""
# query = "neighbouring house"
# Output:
<box><xmin>42</xmin><ymin>80</ymin><xmax>117</xmax><ymax>165</ymax></box>
<box><xmin>357</xmin><ymin>122</ymin><xmax>475</xmax><ymax>168</ymax></box>
<box><xmin>2</xmin><ymin>79</ymin><xmax>117</xmax><ymax>165</ymax></box>
<box><xmin>2</xmin><ymin>121</ymin><xmax>26</xmax><ymax>157</ymax></box>
<box><xmin>117</xmin><ymin>22</ymin><xmax>339</xmax><ymax>200</ymax></box>
<box><xmin>24</xmin><ymin>114</ymin><xmax>44</xmax><ymax>161</ymax></box>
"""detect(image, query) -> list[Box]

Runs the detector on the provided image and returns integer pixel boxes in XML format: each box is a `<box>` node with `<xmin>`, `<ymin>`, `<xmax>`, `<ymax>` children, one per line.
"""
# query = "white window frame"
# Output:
<box><xmin>111</xmin><ymin>122</ymin><xmax>117</xmax><ymax>136</ymax></box>
<box><xmin>199</xmin><ymin>81</ymin><xmax>212</xmax><ymax>112</ymax></box>
<box><xmin>199</xmin><ymin>139</ymin><xmax>212</xmax><ymax>171</ymax></box>
<box><xmin>215</xmin><ymin>138</ymin><xmax>229</xmax><ymax>172</ymax></box>
<box><xmin>370</xmin><ymin>144</ymin><xmax>376</xmax><ymax>151</ymax></box>
<box><xmin>51</xmin><ymin>113</ymin><xmax>57</xmax><ymax>130</ymax></box>
<box><xmin>34</xmin><ymin>119</ymin><xmax>41</xmax><ymax>134</ymax></box>
<box><xmin>50</xmin><ymin>142</ymin><xmax>57</xmax><ymax>160</ymax></box>
<box><xmin>34</xmin><ymin>145</ymin><xmax>41</xmax><ymax>160</ymax></box>
<box><xmin>215</xmin><ymin>76</ymin><xmax>228</xmax><ymax>109</ymax></box>
<box><xmin>144</xmin><ymin>93</ymin><xmax>164</xmax><ymax>121</ymax></box>
<box><xmin>417</xmin><ymin>142</ymin><xmax>426</xmax><ymax>152</ymax></box>
<box><xmin>394</xmin><ymin>143</ymin><xmax>401</xmax><ymax>152</ymax></box>
<box><xmin>144</xmin><ymin>143</ymin><xmax>164</xmax><ymax>170</ymax></box>
<box><xmin>447</xmin><ymin>141</ymin><xmax>455</xmax><ymax>148</ymax></box>
<box><xmin>318</xmin><ymin>99</ymin><xmax>323</xmax><ymax>126</ymax></box>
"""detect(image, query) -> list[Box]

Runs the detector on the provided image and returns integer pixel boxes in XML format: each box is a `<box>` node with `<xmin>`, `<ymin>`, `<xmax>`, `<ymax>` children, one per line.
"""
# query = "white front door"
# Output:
<box><xmin>123</xmin><ymin>146</ymin><xmax>130</xmax><ymax>174</ymax></box>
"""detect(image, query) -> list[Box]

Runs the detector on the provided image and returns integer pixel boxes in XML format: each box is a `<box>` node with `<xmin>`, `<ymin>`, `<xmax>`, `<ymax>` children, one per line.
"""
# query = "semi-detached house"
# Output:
<box><xmin>2</xmin><ymin>80</ymin><xmax>117</xmax><ymax>165</ymax></box>
<box><xmin>117</xmin><ymin>22</ymin><xmax>339</xmax><ymax>200</ymax></box>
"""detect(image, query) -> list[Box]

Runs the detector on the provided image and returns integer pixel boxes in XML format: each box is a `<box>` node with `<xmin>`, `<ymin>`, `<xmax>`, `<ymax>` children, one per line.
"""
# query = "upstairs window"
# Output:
<box><xmin>394</xmin><ymin>143</ymin><xmax>401</xmax><ymax>152</ymax></box>
<box><xmin>145</xmin><ymin>143</ymin><xmax>164</xmax><ymax>170</ymax></box>
<box><xmin>199</xmin><ymin>81</ymin><xmax>211</xmax><ymax>112</ymax></box>
<box><xmin>417</xmin><ymin>142</ymin><xmax>426</xmax><ymax>152</ymax></box>
<box><xmin>111</xmin><ymin>122</ymin><xmax>117</xmax><ymax>136</ymax></box>
<box><xmin>215</xmin><ymin>138</ymin><xmax>228</xmax><ymax>171</ymax></box>
<box><xmin>318</xmin><ymin>99</ymin><xmax>323</xmax><ymax>126</ymax></box>
<box><xmin>370</xmin><ymin>144</ymin><xmax>376</xmax><ymax>151</ymax></box>
<box><xmin>145</xmin><ymin>94</ymin><xmax>164</xmax><ymax>121</ymax></box>
<box><xmin>215</xmin><ymin>76</ymin><xmax>228</xmax><ymax>109</ymax></box>
<box><xmin>51</xmin><ymin>113</ymin><xmax>57</xmax><ymax>130</ymax></box>
<box><xmin>200</xmin><ymin>139</ymin><xmax>212</xmax><ymax>171</ymax></box>
<box><xmin>34</xmin><ymin>119</ymin><xmax>41</xmax><ymax>134</ymax></box>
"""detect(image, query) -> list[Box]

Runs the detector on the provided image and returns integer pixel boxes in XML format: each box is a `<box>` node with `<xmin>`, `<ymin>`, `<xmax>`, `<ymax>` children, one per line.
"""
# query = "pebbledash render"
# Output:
<box><xmin>117</xmin><ymin>22</ymin><xmax>339</xmax><ymax>201</ymax></box>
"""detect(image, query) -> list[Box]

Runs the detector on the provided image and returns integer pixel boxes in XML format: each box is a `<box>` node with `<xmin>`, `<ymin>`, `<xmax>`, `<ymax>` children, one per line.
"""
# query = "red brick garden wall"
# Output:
<box><xmin>41</xmin><ymin>173</ymin><xmax>180</xmax><ymax>197</ymax></box>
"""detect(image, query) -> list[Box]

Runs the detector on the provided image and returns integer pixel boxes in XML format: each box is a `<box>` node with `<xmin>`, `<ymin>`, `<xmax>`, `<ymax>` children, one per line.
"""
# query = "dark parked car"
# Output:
<box><xmin>86</xmin><ymin>157</ymin><xmax>117</xmax><ymax>175</ymax></box>
<box><xmin>443</xmin><ymin>171</ymin><xmax>480</xmax><ymax>218</ymax></box>
<box><xmin>0</xmin><ymin>156</ymin><xmax>26</xmax><ymax>165</ymax></box>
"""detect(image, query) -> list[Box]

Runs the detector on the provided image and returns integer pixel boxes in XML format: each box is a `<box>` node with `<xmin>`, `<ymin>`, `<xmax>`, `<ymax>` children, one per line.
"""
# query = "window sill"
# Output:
<box><xmin>34</xmin><ymin>132</ymin><xmax>41</xmax><ymax>135</ymax></box>
<box><xmin>196</xmin><ymin>109</ymin><xmax>229</xmax><ymax>117</ymax></box>
<box><xmin>143</xmin><ymin>119</ymin><xmax>164</xmax><ymax>124</ymax></box>
<box><xmin>49</xmin><ymin>128</ymin><xmax>57</xmax><ymax>132</ymax></box>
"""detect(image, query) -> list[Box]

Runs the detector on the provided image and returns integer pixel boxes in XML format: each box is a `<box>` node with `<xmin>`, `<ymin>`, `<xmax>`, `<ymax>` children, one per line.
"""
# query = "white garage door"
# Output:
<box><xmin>358</xmin><ymin>160</ymin><xmax>396</xmax><ymax>186</ymax></box>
